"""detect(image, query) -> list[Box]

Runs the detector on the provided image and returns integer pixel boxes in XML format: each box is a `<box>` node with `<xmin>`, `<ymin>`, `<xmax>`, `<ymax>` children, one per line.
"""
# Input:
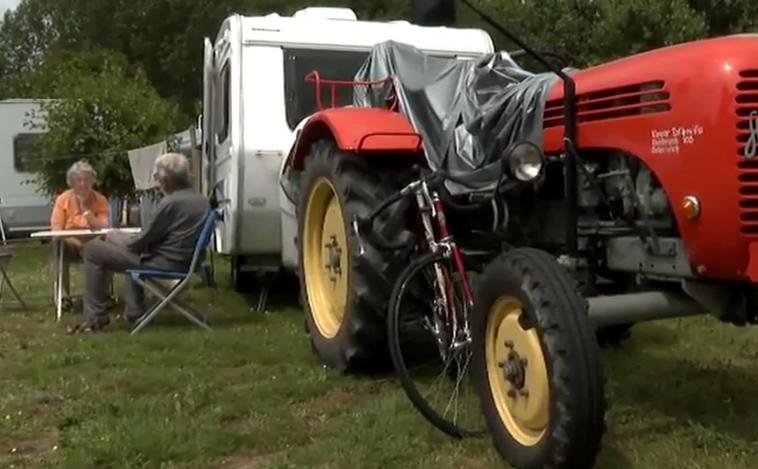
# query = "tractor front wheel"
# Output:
<box><xmin>297</xmin><ymin>140</ymin><xmax>413</xmax><ymax>373</ymax></box>
<box><xmin>472</xmin><ymin>248</ymin><xmax>606</xmax><ymax>469</ymax></box>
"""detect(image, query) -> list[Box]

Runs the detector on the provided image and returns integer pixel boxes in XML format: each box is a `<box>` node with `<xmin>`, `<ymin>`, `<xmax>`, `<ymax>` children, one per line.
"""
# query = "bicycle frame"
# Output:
<box><xmin>353</xmin><ymin>170</ymin><xmax>481</xmax><ymax>349</ymax></box>
<box><xmin>413</xmin><ymin>178</ymin><xmax>475</xmax><ymax>349</ymax></box>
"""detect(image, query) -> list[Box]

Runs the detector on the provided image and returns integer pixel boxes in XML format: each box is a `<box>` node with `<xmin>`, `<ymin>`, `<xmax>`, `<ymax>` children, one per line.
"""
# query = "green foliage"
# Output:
<box><xmin>588</xmin><ymin>0</ymin><xmax>707</xmax><ymax>65</ymax></box>
<box><xmin>1</xmin><ymin>0</ymin><xmax>754</xmax><ymax>118</ymax></box>
<box><xmin>0</xmin><ymin>0</ymin><xmax>242</xmax><ymax>119</ymax></box>
<box><xmin>22</xmin><ymin>49</ymin><xmax>179</xmax><ymax>200</ymax></box>
<box><xmin>472</xmin><ymin>0</ymin><xmax>707</xmax><ymax>68</ymax></box>
<box><xmin>0</xmin><ymin>0</ymin><xmax>410</xmax><ymax>118</ymax></box>
<box><xmin>686</xmin><ymin>0</ymin><xmax>758</xmax><ymax>36</ymax></box>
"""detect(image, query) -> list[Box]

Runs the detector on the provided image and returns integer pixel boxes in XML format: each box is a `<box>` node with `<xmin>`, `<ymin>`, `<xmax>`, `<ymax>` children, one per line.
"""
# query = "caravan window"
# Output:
<box><xmin>283</xmin><ymin>48</ymin><xmax>369</xmax><ymax>130</ymax></box>
<box><xmin>13</xmin><ymin>133</ymin><xmax>44</xmax><ymax>173</ymax></box>
<box><xmin>216</xmin><ymin>62</ymin><xmax>231</xmax><ymax>143</ymax></box>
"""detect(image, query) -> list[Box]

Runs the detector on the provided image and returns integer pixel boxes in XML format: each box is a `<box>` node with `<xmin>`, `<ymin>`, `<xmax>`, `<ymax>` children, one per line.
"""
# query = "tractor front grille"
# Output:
<box><xmin>544</xmin><ymin>80</ymin><xmax>671</xmax><ymax>128</ymax></box>
<box><xmin>736</xmin><ymin>69</ymin><xmax>758</xmax><ymax>235</ymax></box>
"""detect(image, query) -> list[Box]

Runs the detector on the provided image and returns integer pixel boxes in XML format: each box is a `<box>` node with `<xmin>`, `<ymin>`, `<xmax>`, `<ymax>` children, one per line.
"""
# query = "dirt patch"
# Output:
<box><xmin>299</xmin><ymin>382</ymin><xmax>386</xmax><ymax>415</ymax></box>
<box><xmin>215</xmin><ymin>366</ymin><xmax>253</xmax><ymax>381</ymax></box>
<box><xmin>210</xmin><ymin>449</ymin><xmax>288</xmax><ymax>469</ymax></box>
<box><xmin>217</xmin><ymin>410</ymin><xmax>264</xmax><ymax>434</ymax></box>
<box><xmin>4</xmin><ymin>427</ymin><xmax>59</xmax><ymax>460</ymax></box>
<box><xmin>304</xmin><ymin>388</ymin><xmax>353</xmax><ymax>415</ymax></box>
<box><xmin>294</xmin><ymin>386</ymin><xmax>380</xmax><ymax>432</ymax></box>
<box><xmin>28</xmin><ymin>391</ymin><xmax>65</xmax><ymax>406</ymax></box>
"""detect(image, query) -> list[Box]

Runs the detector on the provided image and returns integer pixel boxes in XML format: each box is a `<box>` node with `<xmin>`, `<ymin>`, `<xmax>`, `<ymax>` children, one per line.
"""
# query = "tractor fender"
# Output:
<box><xmin>286</xmin><ymin>107</ymin><xmax>423</xmax><ymax>171</ymax></box>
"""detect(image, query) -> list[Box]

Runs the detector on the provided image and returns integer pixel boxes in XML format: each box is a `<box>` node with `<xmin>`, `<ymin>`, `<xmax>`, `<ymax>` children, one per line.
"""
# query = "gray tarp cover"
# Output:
<box><xmin>353</xmin><ymin>40</ymin><xmax>559</xmax><ymax>194</ymax></box>
<box><xmin>281</xmin><ymin>40</ymin><xmax>559</xmax><ymax>201</ymax></box>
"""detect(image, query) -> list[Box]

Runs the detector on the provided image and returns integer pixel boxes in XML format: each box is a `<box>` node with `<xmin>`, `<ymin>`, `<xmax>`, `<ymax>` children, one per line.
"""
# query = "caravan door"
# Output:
<box><xmin>201</xmin><ymin>37</ymin><xmax>215</xmax><ymax>199</ymax></box>
<box><xmin>209</xmin><ymin>28</ymin><xmax>236</xmax><ymax>255</ymax></box>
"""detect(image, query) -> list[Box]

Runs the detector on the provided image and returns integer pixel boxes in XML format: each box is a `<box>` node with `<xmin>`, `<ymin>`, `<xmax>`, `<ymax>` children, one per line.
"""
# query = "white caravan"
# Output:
<box><xmin>0</xmin><ymin>100</ymin><xmax>51</xmax><ymax>238</ymax></box>
<box><xmin>200</xmin><ymin>7</ymin><xmax>494</xmax><ymax>288</ymax></box>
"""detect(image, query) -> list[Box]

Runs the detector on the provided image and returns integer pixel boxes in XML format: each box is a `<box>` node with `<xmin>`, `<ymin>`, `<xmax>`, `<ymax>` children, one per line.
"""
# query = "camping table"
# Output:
<box><xmin>30</xmin><ymin>227</ymin><xmax>142</xmax><ymax>321</ymax></box>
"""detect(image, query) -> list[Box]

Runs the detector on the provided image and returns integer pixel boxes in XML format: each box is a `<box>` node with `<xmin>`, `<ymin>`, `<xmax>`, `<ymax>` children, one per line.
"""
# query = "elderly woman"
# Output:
<box><xmin>49</xmin><ymin>160</ymin><xmax>111</xmax><ymax>306</ymax></box>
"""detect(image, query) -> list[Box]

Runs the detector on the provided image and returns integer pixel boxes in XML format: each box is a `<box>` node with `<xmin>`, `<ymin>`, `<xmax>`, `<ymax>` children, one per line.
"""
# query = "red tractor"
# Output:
<box><xmin>282</xmin><ymin>0</ymin><xmax>758</xmax><ymax>467</ymax></box>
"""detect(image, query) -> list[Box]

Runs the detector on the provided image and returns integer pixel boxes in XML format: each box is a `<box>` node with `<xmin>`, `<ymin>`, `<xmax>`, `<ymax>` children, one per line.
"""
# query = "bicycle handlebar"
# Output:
<box><xmin>353</xmin><ymin>166</ymin><xmax>508</xmax><ymax>251</ymax></box>
<box><xmin>358</xmin><ymin>169</ymin><xmax>483</xmax><ymax>227</ymax></box>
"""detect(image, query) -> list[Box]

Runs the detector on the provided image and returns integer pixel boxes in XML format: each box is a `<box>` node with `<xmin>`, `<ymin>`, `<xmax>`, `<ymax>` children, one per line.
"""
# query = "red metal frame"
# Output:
<box><xmin>305</xmin><ymin>71</ymin><xmax>399</xmax><ymax>111</ymax></box>
<box><xmin>432</xmin><ymin>197</ymin><xmax>475</xmax><ymax>307</ymax></box>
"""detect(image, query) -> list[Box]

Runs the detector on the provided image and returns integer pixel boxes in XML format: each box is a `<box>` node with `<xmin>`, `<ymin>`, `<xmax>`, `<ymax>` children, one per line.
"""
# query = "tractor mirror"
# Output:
<box><xmin>411</xmin><ymin>0</ymin><xmax>456</xmax><ymax>26</ymax></box>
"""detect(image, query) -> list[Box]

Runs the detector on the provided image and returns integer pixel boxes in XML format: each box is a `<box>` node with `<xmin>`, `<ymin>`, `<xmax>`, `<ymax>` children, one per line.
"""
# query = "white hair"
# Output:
<box><xmin>153</xmin><ymin>152</ymin><xmax>191</xmax><ymax>188</ymax></box>
<box><xmin>66</xmin><ymin>160</ymin><xmax>97</xmax><ymax>187</ymax></box>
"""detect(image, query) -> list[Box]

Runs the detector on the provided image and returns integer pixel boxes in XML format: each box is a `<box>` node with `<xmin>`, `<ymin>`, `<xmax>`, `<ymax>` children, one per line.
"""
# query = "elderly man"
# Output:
<box><xmin>69</xmin><ymin>152</ymin><xmax>209</xmax><ymax>333</ymax></box>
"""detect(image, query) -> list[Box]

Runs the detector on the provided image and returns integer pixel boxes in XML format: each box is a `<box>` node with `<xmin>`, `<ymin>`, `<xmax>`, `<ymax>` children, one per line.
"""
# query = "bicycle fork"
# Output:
<box><xmin>415</xmin><ymin>182</ymin><xmax>475</xmax><ymax>354</ymax></box>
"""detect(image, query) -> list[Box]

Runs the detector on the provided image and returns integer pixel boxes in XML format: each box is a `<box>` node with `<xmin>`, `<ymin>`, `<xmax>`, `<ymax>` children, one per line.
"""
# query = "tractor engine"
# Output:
<box><xmin>577</xmin><ymin>152</ymin><xmax>675</xmax><ymax>233</ymax></box>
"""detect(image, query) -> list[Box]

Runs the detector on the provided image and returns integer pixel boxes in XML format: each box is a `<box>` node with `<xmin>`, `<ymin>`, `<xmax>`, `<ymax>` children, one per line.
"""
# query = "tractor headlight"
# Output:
<box><xmin>506</xmin><ymin>141</ymin><xmax>544</xmax><ymax>182</ymax></box>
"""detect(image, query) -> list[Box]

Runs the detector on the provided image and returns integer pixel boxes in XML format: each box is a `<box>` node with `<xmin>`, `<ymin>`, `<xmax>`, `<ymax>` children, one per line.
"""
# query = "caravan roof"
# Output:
<box><xmin>229</xmin><ymin>7</ymin><xmax>494</xmax><ymax>57</ymax></box>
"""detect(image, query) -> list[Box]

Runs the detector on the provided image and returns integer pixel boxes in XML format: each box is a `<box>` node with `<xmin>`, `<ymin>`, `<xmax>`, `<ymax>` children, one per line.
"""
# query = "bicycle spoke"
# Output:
<box><xmin>388</xmin><ymin>252</ymin><xmax>485</xmax><ymax>438</ymax></box>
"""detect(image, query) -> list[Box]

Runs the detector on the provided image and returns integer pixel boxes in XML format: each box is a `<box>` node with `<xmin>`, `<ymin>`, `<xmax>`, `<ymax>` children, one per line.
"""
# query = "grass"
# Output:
<box><xmin>1</xmin><ymin>243</ymin><xmax>758</xmax><ymax>468</ymax></box>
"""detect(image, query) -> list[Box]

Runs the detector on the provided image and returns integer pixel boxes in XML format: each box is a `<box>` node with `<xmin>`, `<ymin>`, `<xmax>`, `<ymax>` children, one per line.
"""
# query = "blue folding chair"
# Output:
<box><xmin>127</xmin><ymin>208</ymin><xmax>221</xmax><ymax>335</ymax></box>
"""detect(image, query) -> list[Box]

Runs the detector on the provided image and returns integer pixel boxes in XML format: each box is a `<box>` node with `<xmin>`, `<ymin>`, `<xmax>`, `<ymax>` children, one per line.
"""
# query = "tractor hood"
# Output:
<box><xmin>544</xmin><ymin>33</ymin><xmax>758</xmax><ymax>106</ymax></box>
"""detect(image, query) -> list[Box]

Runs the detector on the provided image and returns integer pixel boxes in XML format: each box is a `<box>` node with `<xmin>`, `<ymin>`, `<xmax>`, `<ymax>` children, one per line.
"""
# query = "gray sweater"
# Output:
<box><xmin>128</xmin><ymin>188</ymin><xmax>210</xmax><ymax>269</ymax></box>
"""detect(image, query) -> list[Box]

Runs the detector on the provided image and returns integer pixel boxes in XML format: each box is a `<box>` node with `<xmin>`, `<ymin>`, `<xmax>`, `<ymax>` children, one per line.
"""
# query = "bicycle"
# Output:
<box><xmin>353</xmin><ymin>163</ymin><xmax>512</xmax><ymax>438</ymax></box>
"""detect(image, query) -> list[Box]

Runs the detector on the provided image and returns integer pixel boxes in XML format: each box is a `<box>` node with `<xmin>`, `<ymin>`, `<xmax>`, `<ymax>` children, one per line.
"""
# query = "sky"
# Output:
<box><xmin>0</xmin><ymin>0</ymin><xmax>20</xmax><ymax>15</ymax></box>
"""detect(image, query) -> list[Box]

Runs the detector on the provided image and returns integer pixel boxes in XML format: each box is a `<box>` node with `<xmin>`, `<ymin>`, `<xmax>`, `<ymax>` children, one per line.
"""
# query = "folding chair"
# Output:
<box><xmin>0</xmin><ymin>252</ymin><xmax>27</xmax><ymax>310</ymax></box>
<box><xmin>0</xmin><ymin>202</ymin><xmax>7</xmax><ymax>246</ymax></box>
<box><xmin>0</xmin><ymin>214</ymin><xmax>6</xmax><ymax>246</ymax></box>
<box><xmin>127</xmin><ymin>208</ymin><xmax>221</xmax><ymax>335</ymax></box>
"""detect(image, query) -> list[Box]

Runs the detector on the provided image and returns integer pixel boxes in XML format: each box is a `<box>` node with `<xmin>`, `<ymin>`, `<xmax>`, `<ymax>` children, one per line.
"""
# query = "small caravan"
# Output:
<box><xmin>0</xmin><ymin>99</ymin><xmax>52</xmax><ymax>238</ymax></box>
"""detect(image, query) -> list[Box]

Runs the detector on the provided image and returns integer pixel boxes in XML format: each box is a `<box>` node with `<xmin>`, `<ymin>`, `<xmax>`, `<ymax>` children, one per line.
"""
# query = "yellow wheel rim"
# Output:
<box><xmin>302</xmin><ymin>177</ymin><xmax>349</xmax><ymax>339</ymax></box>
<box><xmin>485</xmin><ymin>296</ymin><xmax>549</xmax><ymax>446</ymax></box>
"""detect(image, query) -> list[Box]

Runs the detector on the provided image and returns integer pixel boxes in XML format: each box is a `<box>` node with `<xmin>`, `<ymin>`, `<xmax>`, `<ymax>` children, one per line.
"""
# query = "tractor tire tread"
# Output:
<box><xmin>473</xmin><ymin>247</ymin><xmax>606</xmax><ymax>469</ymax></box>
<box><xmin>298</xmin><ymin>140</ymin><xmax>413</xmax><ymax>373</ymax></box>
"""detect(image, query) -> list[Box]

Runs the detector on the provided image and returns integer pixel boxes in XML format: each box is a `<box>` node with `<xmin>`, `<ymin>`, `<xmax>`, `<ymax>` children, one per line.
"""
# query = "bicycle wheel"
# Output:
<box><xmin>388</xmin><ymin>251</ymin><xmax>486</xmax><ymax>438</ymax></box>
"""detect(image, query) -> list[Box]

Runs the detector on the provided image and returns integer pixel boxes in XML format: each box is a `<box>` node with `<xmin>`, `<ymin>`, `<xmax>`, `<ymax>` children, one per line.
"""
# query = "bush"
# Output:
<box><xmin>21</xmin><ymin>49</ymin><xmax>180</xmax><ymax>200</ymax></box>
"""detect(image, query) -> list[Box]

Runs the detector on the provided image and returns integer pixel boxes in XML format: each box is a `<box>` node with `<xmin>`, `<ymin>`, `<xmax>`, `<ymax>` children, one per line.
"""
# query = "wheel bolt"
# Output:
<box><xmin>520</xmin><ymin>390</ymin><xmax>529</xmax><ymax>398</ymax></box>
<box><xmin>498</xmin><ymin>361</ymin><xmax>506</xmax><ymax>368</ymax></box>
<box><xmin>507</xmin><ymin>389</ymin><xmax>516</xmax><ymax>398</ymax></box>
<box><xmin>505</xmin><ymin>340</ymin><xmax>514</xmax><ymax>349</ymax></box>
<box><xmin>520</xmin><ymin>358</ymin><xmax>528</xmax><ymax>367</ymax></box>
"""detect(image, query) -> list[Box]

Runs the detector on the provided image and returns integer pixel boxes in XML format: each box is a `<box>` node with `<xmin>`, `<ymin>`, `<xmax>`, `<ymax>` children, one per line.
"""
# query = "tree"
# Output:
<box><xmin>686</xmin><ymin>0</ymin><xmax>758</xmax><ymax>36</ymax></box>
<box><xmin>0</xmin><ymin>0</ymin><xmax>410</xmax><ymax>119</ymax></box>
<box><xmin>0</xmin><ymin>0</ymin><xmax>750</xmax><ymax>124</ymax></box>
<box><xmin>463</xmin><ymin>0</ymin><xmax>706</xmax><ymax>69</ymax></box>
<box><xmin>588</xmin><ymin>0</ymin><xmax>707</xmax><ymax>65</ymax></box>
<box><xmin>21</xmin><ymin>49</ymin><xmax>180</xmax><ymax>200</ymax></box>
<box><xmin>0</xmin><ymin>0</ymin><xmax>82</xmax><ymax>95</ymax></box>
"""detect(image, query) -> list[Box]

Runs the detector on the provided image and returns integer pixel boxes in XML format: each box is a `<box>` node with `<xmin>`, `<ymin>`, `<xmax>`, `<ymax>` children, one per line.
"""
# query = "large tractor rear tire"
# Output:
<box><xmin>297</xmin><ymin>140</ymin><xmax>413</xmax><ymax>373</ymax></box>
<box><xmin>472</xmin><ymin>248</ymin><xmax>606</xmax><ymax>469</ymax></box>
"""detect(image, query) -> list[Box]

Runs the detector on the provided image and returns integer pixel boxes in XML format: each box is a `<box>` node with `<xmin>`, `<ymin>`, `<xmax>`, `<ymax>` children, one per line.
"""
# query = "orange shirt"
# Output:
<box><xmin>50</xmin><ymin>189</ymin><xmax>110</xmax><ymax>230</ymax></box>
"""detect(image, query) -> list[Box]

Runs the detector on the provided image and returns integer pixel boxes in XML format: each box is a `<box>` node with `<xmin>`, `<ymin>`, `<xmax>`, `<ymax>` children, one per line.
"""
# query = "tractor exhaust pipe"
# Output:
<box><xmin>587</xmin><ymin>291</ymin><xmax>704</xmax><ymax>327</ymax></box>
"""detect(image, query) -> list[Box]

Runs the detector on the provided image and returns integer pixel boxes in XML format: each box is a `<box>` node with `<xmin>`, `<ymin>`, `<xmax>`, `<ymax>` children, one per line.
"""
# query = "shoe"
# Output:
<box><xmin>66</xmin><ymin>317</ymin><xmax>110</xmax><ymax>334</ymax></box>
<box><xmin>61</xmin><ymin>297</ymin><xmax>74</xmax><ymax>312</ymax></box>
<box><xmin>125</xmin><ymin>315</ymin><xmax>142</xmax><ymax>325</ymax></box>
<box><xmin>118</xmin><ymin>310</ymin><xmax>143</xmax><ymax>324</ymax></box>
